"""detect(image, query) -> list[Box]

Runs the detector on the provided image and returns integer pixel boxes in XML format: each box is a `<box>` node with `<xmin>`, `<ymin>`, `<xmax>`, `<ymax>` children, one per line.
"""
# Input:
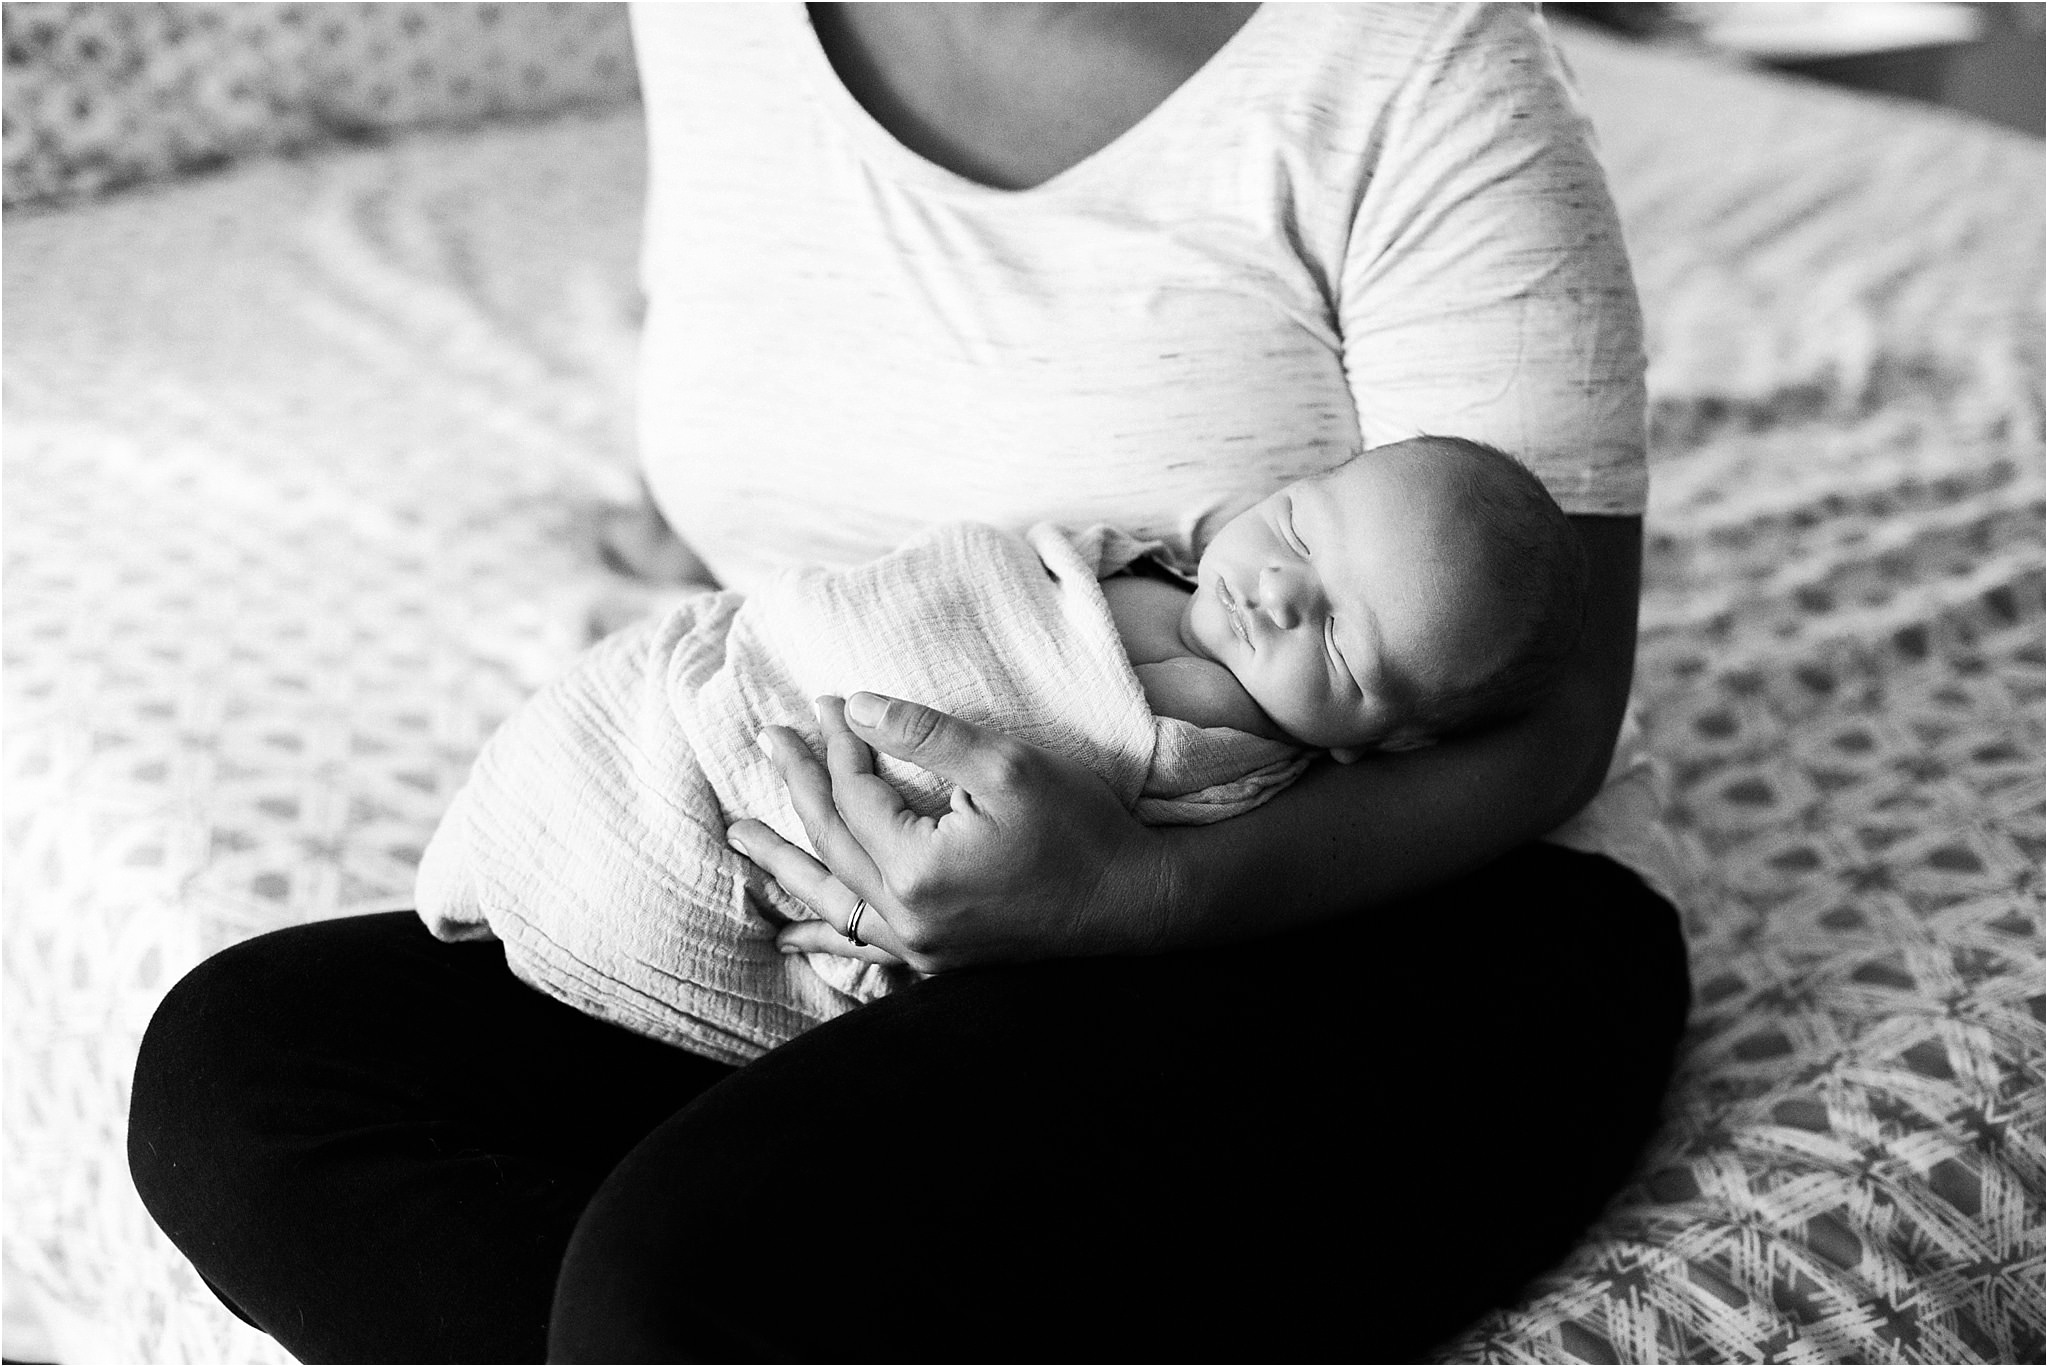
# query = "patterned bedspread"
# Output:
<box><xmin>3</xmin><ymin>24</ymin><xmax>2040</xmax><ymax>1364</ymax></box>
<box><xmin>1436</xmin><ymin>31</ymin><xmax>2046</xmax><ymax>1365</ymax></box>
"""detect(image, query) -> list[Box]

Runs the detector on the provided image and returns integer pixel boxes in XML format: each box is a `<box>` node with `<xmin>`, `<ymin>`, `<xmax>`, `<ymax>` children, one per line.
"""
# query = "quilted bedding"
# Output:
<box><xmin>3</xmin><ymin>22</ymin><xmax>2040</xmax><ymax>1365</ymax></box>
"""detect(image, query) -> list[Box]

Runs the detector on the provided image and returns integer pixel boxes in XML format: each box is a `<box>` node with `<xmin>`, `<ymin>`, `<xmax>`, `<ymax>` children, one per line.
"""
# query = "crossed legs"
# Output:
<box><xmin>131</xmin><ymin>844</ymin><xmax>1688</xmax><ymax>1363</ymax></box>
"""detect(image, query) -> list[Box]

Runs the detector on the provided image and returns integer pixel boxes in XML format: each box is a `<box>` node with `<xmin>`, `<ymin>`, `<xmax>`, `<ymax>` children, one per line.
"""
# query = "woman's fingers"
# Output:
<box><xmin>817</xmin><ymin>695</ymin><xmax>921</xmax><ymax>833</ymax></box>
<box><xmin>774</xmin><ymin>916</ymin><xmax>905</xmax><ymax>966</ymax></box>
<box><xmin>726</xmin><ymin>818</ymin><xmax>907</xmax><ymax>964</ymax></box>
<box><xmin>838</xmin><ymin>692</ymin><xmax>1028</xmax><ymax>799</ymax></box>
<box><xmin>815</xmin><ymin>696</ymin><xmax>876</xmax><ymax>778</ymax></box>
<box><xmin>811</xmin><ymin>697</ymin><xmax>938</xmax><ymax>854</ymax></box>
<box><xmin>751</xmin><ymin>707</ymin><xmax>936</xmax><ymax>966</ymax></box>
<box><xmin>756</xmin><ymin>724</ymin><xmax>882</xmax><ymax>891</ymax></box>
<box><xmin>724</xmin><ymin>815</ymin><xmax>852</xmax><ymax>924</ymax></box>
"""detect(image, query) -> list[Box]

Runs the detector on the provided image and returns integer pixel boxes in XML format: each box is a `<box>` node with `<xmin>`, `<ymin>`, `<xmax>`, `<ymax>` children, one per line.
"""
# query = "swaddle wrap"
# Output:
<box><xmin>417</xmin><ymin>522</ymin><xmax>1307</xmax><ymax>1063</ymax></box>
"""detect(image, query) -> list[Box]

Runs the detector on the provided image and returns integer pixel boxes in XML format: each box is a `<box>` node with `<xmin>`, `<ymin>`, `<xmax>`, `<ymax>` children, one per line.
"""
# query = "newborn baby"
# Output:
<box><xmin>418</xmin><ymin>435</ymin><xmax>1585</xmax><ymax>1062</ymax></box>
<box><xmin>1110</xmin><ymin>433</ymin><xmax>1586</xmax><ymax>758</ymax></box>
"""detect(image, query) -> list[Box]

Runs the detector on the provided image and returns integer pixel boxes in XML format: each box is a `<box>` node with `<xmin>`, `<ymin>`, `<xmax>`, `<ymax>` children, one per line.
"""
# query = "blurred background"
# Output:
<box><xmin>1555</xmin><ymin>1</ymin><xmax>2044</xmax><ymax>134</ymax></box>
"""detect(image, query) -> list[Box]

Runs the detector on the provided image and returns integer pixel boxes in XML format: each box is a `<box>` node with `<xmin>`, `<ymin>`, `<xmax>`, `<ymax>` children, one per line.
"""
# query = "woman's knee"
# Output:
<box><xmin>129</xmin><ymin>929</ymin><xmax>307</xmax><ymax>1240</ymax></box>
<box><xmin>128</xmin><ymin>915</ymin><xmax>438</xmax><ymax>1251</ymax></box>
<box><xmin>549</xmin><ymin>1126</ymin><xmax>777</xmax><ymax>1363</ymax></box>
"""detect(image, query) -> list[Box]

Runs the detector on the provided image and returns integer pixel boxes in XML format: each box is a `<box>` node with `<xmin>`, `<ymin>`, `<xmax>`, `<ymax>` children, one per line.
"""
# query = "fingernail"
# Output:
<box><xmin>755</xmin><ymin>729</ymin><xmax>774</xmax><ymax>755</ymax></box>
<box><xmin>845</xmin><ymin>692</ymin><xmax>883</xmax><ymax>727</ymax></box>
<box><xmin>726</xmin><ymin>831</ymin><xmax>748</xmax><ymax>858</ymax></box>
<box><xmin>778</xmin><ymin>942</ymin><xmax>801</xmax><ymax>955</ymax></box>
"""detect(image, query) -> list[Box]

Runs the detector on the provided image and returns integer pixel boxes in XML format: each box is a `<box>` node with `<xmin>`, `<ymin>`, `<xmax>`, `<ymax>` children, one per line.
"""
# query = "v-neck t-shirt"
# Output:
<box><xmin>627</xmin><ymin>1</ymin><xmax>1683</xmax><ymax>905</ymax></box>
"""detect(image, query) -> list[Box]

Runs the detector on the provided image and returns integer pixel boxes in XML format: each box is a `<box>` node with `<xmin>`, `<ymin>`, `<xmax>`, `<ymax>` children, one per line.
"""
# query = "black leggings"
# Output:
<box><xmin>129</xmin><ymin>843</ymin><xmax>1689</xmax><ymax>1363</ymax></box>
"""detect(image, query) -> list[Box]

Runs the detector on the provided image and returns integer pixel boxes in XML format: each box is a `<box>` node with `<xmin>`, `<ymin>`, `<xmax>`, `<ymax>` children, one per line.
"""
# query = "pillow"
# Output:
<box><xmin>2</xmin><ymin>2</ymin><xmax>638</xmax><ymax>207</ymax></box>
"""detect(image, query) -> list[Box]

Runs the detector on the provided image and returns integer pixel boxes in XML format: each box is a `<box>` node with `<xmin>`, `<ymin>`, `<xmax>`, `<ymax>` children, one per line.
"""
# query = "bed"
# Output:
<box><xmin>4</xmin><ymin>10</ymin><xmax>2040</xmax><ymax>1363</ymax></box>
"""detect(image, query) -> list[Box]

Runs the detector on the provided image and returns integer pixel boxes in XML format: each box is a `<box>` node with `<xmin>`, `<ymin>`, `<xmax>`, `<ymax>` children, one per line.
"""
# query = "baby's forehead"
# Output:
<box><xmin>1308</xmin><ymin>453</ymin><xmax>1511</xmax><ymax>613</ymax></box>
<box><xmin>1299</xmin><ymin>448</ymin><xmax>1456</xmax><ymax>529</ymax></box>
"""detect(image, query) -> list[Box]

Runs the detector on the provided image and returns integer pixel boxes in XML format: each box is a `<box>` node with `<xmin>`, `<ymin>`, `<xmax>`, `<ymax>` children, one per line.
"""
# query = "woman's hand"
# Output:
<box><xmin>726</xmin><ymin>694</ymin><xmax>1170</xmax><ymax>972</ymax></box>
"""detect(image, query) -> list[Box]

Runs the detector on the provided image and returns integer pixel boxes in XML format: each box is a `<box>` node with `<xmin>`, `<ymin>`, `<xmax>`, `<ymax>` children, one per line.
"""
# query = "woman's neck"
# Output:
<box><xmin>806</xmin><ymin>3</ymin><xmax>1259</xmax><ymax>191</ymax></box>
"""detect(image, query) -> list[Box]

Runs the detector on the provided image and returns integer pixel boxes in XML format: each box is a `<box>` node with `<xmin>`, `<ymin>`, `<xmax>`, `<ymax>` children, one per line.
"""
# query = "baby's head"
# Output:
<box><xmin>1180</xmin><ymin>436</ymin><xmax>1587</xmax><ymax>759</ymax></box>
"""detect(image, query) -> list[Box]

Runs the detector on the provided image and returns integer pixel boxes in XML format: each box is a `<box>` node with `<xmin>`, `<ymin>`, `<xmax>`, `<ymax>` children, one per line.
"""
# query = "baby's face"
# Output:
<box><xmin>1176</xmin><ymin>441</ymin><xmax>1510</xmax><ymax>754</ymax></box>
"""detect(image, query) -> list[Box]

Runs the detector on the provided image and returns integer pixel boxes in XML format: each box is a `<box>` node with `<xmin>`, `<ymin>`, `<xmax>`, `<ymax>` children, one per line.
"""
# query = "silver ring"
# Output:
<box><xmin>844</xmin><ymin>897</ymin><xmax>869</xmax><ymax>947</ymax></box>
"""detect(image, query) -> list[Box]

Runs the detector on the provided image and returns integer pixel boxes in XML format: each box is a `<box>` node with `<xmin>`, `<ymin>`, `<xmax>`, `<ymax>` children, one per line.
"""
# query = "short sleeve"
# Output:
<box><xmin>1338</xmin><ymin>5</ymin><xmax>1647</xmax><ymax>516</ymax></box>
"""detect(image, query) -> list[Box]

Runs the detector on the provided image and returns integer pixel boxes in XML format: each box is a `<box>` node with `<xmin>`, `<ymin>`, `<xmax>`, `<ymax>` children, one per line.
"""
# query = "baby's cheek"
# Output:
<box><xmin>1247</xmin><ymin>667</ymin><xmax>1318</xmax><ymax>740</ymax></box>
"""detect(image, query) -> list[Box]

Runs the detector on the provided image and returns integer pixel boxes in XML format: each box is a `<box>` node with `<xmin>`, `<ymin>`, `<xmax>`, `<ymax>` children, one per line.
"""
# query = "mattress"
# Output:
<box><xmin>3</xmin><ymin>23</ymin><xmax>2041</xmax><ymax>1364</ymax></box>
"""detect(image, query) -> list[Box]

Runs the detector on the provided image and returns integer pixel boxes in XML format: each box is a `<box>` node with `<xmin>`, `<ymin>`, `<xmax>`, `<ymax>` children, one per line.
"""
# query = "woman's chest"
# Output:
<box><xmin>642</xmin><ymin>192</ymin><xmax>1359</xmax><ymax>585</ymax></box>
<box><xmin>642</xmin><ymin>258</ymin><xmax>1360</xmax><ymax>589</ymax></box>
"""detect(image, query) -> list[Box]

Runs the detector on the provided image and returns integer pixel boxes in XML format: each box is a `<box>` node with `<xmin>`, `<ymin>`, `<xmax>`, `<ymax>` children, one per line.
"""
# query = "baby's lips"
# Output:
<box><xmin>1217</xmin><ymin>579</ymin><xmax>1255</xmax><ymax>650</ymax></box>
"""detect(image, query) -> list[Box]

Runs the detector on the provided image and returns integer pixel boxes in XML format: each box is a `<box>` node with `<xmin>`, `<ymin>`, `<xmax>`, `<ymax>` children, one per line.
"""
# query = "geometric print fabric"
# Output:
<box><xmin>1439</xmin><ymin>30</ymin><xmax>2045</xmax><ymax>1365</ymax></box>
<box><xmin>4</xmin><ymin>109</ymin><xmax>648</xmax><ymax>1365</ymax></box>
<box><xmin>2</xmin><ymin>2</ymin><xmax>640</xmax><ymax>206</ymax></box>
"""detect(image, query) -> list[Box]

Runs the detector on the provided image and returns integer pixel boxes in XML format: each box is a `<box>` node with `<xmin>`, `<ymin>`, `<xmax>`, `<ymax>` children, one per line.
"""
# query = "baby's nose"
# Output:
<box><xmin>1259</xmin><ymin>565</ymin><xmax>1313</xmax><ymax>628</ymax></box>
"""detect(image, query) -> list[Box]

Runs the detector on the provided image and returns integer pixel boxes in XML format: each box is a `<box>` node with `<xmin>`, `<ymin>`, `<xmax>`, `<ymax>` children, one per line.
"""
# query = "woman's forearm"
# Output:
<box><xmin>1111</xmin><ymin>516</ymin><xmax>1643</xmax><ymax>954</ymax></box>
<box><xmin>1134</xmin><ymin>690</ymin><xmax>1612</xmax><ymax>950</ymax></box>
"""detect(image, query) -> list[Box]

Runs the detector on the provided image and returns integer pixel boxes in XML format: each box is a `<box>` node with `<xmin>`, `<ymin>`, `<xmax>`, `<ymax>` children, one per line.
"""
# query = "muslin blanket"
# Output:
<box><xmin>416</xmin><ymin>521</ymin><xmax>1307</xmax><ymax>1063</ymax></box>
